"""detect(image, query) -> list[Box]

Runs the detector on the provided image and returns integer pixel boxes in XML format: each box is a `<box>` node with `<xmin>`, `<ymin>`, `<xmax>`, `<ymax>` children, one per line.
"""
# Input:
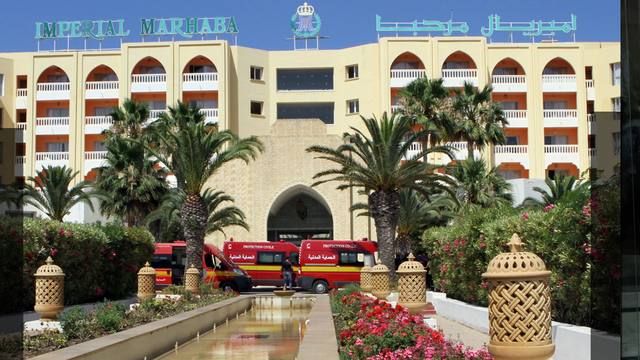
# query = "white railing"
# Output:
<box><xmin>390</xmin><ymin>69</ymin><xmax>426</xmax><ymax>79</ymax></box>
<box><xmin>492</xmin><ymin>75</ymin><xmax>526</xmax><ymax>84</ymax></box>
<box><xmin>86</xmin><ymin>116</ymin><xmax>113</xmax><ymax>125</ymax></box>
<box><xmin>199</xmin><ymin>108</ymin><xmax>219</xmax><ymax>118</ymax></box>
<box><xmin>183</xmin><ymin>73</ymin><xmax>218</xmax><ymax>82</ymax></box>
<box><xmin>587</xmin><ymin>114</ymin><xmax>596</xmax><ymax>122</ymax></box>
<box><xmin>494</xmin><ymin>145</ymin><xmax>528</xmax><ymax>154</ymax></box>
<box><xmin>448</xmin><ymin>142</ymin><xmax>468</xmax><ymax>151</ymax></box>
<box><xmin>391</xmin><ymin>105</ymin><xmax>402</xmax><ymax>113</ymax></box>
<box><xmin>442</xmin><ymin>69</ymin><xmax>478</xmax><ymax>78</ymax></box>
<box><xmin>542</xmin><ymin>75</ymin><xmax>576</xmax><ymax>84</ymax></box>
<box><xmin>589</xmin><ymin>149</ymin><xmax>597</xmax><ymax>156</ymax></box>
<box><xmin>149</xmin><ymin>110</ymin><xmax>166</xmax><ymax>118</ymax></box>
<box><xmin>37</xmin><ymin>83</ymin><xmax>70</xmax><ymax>91</ymax></box>
<box><xmin>36</xmin><ymin>152</ymin><xmax>69</xmax><ymax>161</ymax></box>
<box><xmin>85</xmin><ymin>151</ymin><xmax>108</xmax><ymax>160</ymax></box>
<box><xmin>504</xmin><ymin>110</ymin><xmax>527</xmax><ymax>119</ymax></box>
<box><xmin>36</xmin><ymin>117</ymin><xmax>69</xmax><ymax>126</ymax></box>
<box><xmin>86</xmin><ymin>81</ymin><xmax>119</xmax><ymax>90</ymax></box>
<box><xmin>585</xmin><ymin>80</ymin><xmax>594</xmax><ymax>88</ymax></box>
<box><xmin>543</xmin><ymin>110</ymin><xmax>578</xmax><ymax>118</ymax></box>
<box><xmin>16</xmin><ymin>156</ymin><xmax>26</xmax><ymax>164</ymax></box>
<box><xmin>16</xmin><ymin>89</ymin><xmax>27</xmax><ymax>97</ymax></box>
<box><xmin>544</xmin><ymin>145</ymin><xmax>579</xmax><ymax>154</ymax></box>
<box><xmin>131</xmin><ymin>74</ymin><xmax>166</xmax><ymax>83</ymax></box>
<box><xmin>17</xmin><ymin>123</ymin><xmax>27</xmax><ymax>130</ymax></box>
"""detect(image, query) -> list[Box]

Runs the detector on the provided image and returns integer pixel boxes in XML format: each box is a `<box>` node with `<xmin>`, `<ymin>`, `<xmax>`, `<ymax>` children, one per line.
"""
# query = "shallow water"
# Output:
<box><xmin>154</xmin><ymin>308</ymin><xmax>311</xmax><ymax>360</ymax></box>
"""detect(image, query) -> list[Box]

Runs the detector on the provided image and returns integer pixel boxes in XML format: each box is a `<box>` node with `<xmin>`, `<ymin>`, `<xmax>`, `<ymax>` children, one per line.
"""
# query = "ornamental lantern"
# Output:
<box><xmin>482</xmin><ymin>233</ymin><xmax>555</xmax><ymax>360</ymax></box>
<box><xmin>397</xmin><ymin>253</ymin><xmax>427</xmax><ymax>314</ymax></box>
<box><xmin>360</xmin><ymin>265</ymin><xmax>373</xmax><ymax>294</ymax></box>
<box><xmin>370</xmin><ymin>263</ymin><xmax>390</xmax><ymax>300</ymax></box>
<box><xmin>34</xmin><ymin>256</ymin><xmax>65</xmax><ymax>321</ymax></box>
<box><xmin>185</xmin><ymin>264</ymin><xmax>201</xmax><ymax>293</ymax></box>
<box><xmin>137</xmin><ymin>262</ymin><xmax>157</xmax><ymax>301</ymax></box>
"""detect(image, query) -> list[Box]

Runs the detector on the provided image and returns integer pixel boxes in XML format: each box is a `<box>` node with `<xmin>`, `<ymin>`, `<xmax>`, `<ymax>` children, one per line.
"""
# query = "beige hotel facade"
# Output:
<box><xmin>0</xmin><ymin>36</ymin><xmax>621</xmax><ymax>246</ymax></box>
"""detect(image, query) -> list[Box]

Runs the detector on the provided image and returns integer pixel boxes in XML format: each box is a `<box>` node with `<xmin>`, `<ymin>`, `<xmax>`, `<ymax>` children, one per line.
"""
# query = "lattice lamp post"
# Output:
<box><xmin>397</xmin><ymin>253</ymin><xmax>427</xmax><ymax>314</ymax></box>
<box><xmin>482</xmin><ymin>233</ymin><xmax>555</xmax><ymax>360</ymax></box>
<box><xmin>185</xmin><ymin>264</ymin><xmax>200</xmax><ymax>293</ymax></box>
<box><xmin>34</xmin><ymin>256</ymin><xmax>65</xmax><ymax>321</ymax></box>
<box><xmin>360</xmin><ymin>264</ymin><xmax>373</xmax><ymax>294</ymax></box>
<box><xmin>370</xmin><ymin>263</ymin><xmax>390</xmax><ymax>300</ymax></box>
<box><xmin>137</xmin><ymin>262</ymin><xmax>157</xmax><ymax>301</ymax></box>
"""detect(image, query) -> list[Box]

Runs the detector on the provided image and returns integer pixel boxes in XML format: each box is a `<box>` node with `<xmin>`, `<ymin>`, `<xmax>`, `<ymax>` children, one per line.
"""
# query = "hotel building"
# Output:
<box><xmin>0</xmin><ymin>36</ymin><xmax>620</xmax><ymax>245</ymax></box>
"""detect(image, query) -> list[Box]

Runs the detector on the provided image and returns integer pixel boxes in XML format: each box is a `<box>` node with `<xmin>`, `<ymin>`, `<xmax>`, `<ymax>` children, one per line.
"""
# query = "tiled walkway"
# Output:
<box><xmin>428</xmin><ymin>314</ymin><xmax>490</xmax><ymax>351</ymax></box>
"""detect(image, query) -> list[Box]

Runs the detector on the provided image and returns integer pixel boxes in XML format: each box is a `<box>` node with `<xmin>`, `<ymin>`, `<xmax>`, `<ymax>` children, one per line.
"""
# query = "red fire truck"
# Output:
<box><xmin>152</xmin><ymin>241</ymin><xmax>253</xmax><ymax>292</ymax></box>
<box><xmin>223</xmin><ymin>240</ymin><xmax>300</xmax><ymax>287</ymax></box>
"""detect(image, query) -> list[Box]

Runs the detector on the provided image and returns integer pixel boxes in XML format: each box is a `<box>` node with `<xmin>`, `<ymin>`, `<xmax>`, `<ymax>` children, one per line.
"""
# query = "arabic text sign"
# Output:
<box><xmin>140</xmin><ymin>17</ymin><xmax>238</xmax><ymax>37</ymax></box>
<box><xmin>35</xmin><ymin>20</ymin><xmax>129</xmax><ymax>40</ymax></box>
<box><xmin>376</xmin><ymin>15</ymin><xmax>469</xmax><ymax>36</ymax></box>
<box><xmin>481</xmin><ymin>14</ymin><xmax>576</xmax><ymax>37</ymax></box>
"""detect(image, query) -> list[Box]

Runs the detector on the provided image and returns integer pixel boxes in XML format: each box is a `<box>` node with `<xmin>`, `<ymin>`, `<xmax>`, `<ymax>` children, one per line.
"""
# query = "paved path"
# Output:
<box><xmin>429</xmin><ymin>314</ymin><xmax>490</xmax><ymax>351</ymax></box>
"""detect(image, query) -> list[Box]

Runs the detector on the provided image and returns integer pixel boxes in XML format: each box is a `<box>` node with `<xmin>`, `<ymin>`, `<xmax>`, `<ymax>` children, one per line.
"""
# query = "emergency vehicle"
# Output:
<box><xmin>298</xmin><ymin>239</ymin><xmax>378</xmax><ymax>293</ymax></box>
<box><xmin>223</xmin><ymin>240</ymin><xmax>300</xmax><ymax>287</ymax></box>
<box><xmin>152</xmin><ymin>241</ymin><xmax>253</xmax><ymax>292</ymax></box>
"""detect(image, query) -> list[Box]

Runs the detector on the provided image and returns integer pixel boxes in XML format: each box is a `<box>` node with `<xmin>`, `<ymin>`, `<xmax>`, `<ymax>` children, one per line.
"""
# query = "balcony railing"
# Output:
<box><xmin>542</xmin><ymin>75</ymin><xmax>576</xmax><ymax>84</ymax></box>
<box><xmin>391</xmin><ymin>105</ymin><xmax>402</xmax><ymax>113</ymax></box>
<box><xmin>494</xmin><ymin>145</ymin><xmax>528</xmax><ymax>154</ymax></box>
<box><xmin>37</xmin><ymin>82</ymin><xmax>70</xmax><ymax>91</ymax></box>
<box><xmin>401</xmin><ymin>142</ymin><xmax>423</xmax><ymax>160</ymax></box>
<box><xmin>492</xmin><ymin>75</ymin><xmax>526</xmax><ymax>84</ymax></box>
<box><xmin>587</xmin><ymin>114</ymin><xmax>596</xmax><ymax>122</ymax></box>
<box><xmin>149</xmin><ymin>110</ymin><xmax>166</xmax><ymax>118</ymax></box>
<box><xmin>86</xmin><ymin>81</ymin><xmax>119</xmax><ymax>90</ymax></box>
<box><xmin>390</xmin><ymin>69</ymin><xmax>426</xmax><ymax>79</ymax></box>
<box><xmin>504</xmin><ymin>110</ymin><xmax>527</xmax><ymax>119</ymax></box>
<box><xmin>16</xmin><ymin>156</ymin><xmax>26</xmax><ymax>164</ymax></box>
<box><xmin>85</xmin><ymin>151</ymin><xmax>108</xmax><ymax>160</ymax></box>
<box><xmin>585</xmin><ymin>80</ymin><xmax>594</xmax><ymax>88</ymax></box>
<box><xmin>442</xmin><ymin>69</ymin><xmax>478</xmax><ymax>78</ymax></box>
<box><xmin>543</xmin><ymin>110</ymin><xmax>578</xmax><ymax>118</ymax></box>
<box><xmin>86</xmin><ymin>116</ymin><xmax>113</xmax><ymax>126</ymax></box>
<box><xmin>199</xmin><ymin>108</ymin><xmax>219</xmax><ymax>118</ymax></box>
<box><xmin>36</xmin><ymin>152</ymin><xmax>69</xmax><ymax>161</ymax></box>
<box><xmin>17</xmin><ymin>89</ymin><xmax>27</xmax><ymax>97</ymax></box>
<box><xmin>17</xmin><ymin>123</ymin><xmax>27</xmax><ymax>130</ymax></box>
<box><xmin>36</xmin><ymin>117</ymin><xmax>69</xmax><ymax>126</ymax></box>
<box><xmin>544</xmin><ymin>145</ymin><xmax>579</xmax><ymax>154</ymax></box>
<box><xmin>131</xmin><ymin>74</ymin><xmax>166</xmax><ymax>83</ymax></box>
<box><xmin>183</xmin><ymin>73</ymin><xmax>218</xmax><ymax>82</ymax></box>
<box><xmin>589</xmin><ymin>149</ymin><xmax>597</xmax><ymax>156</ymax></box>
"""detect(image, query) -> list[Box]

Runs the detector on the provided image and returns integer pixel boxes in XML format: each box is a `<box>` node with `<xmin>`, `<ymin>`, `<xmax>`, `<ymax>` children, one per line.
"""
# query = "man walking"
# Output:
<box><xmin>281</xmin><ymin>256</ymin><xmax>293</xmax><ymax>290</ymax></box>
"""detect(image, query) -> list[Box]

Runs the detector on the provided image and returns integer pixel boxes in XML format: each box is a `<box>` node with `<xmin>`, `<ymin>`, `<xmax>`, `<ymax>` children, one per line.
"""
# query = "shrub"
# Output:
<box><xmin>58</xmin><ymin>306</ymin><xmax>89</xmax><ymax>339</ymax></box>
<box><xmin>0</xmin><ymin>216</ymin><xmax>26</xmax><ymax>315</ymax></box>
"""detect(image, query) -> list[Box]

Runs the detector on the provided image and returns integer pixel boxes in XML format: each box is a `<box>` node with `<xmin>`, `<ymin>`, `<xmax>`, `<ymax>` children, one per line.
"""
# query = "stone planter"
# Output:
<box><xmin>185</xmin><ymin>264</ymin><xmax>200</xmax><ymax>293</ymax></box>
<box><xmin>360</xmin><ymin>265</ymin><xmax>373</xmax><ymax>294</ymax></box>
<box><xmin>137</xmin><ymin>262</ymin><xmax>156</xmax><ymax>301</ymax></box>
<box><xmin>370</xmin><ymin>263</ymin><xmax>390</xmax><ymax>300</ymax></box>
<box><xmin>397</xmin><ymin>253</ymin><xmax>427</xmax><ymax>314</ymax></box>
<box><xmin>34</xmin><ymin>257</ymin><xmax>65</xmax><ymax>321</ymax></box>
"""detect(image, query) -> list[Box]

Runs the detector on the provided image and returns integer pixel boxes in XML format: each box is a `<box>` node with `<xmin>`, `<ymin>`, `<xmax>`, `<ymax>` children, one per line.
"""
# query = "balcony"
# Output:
<box><xmin>442</xmin><ymin>142</ymin><xmax>480</xmax><ymax>162</ymax></box>
<box><xmin>86</xmin><ymin>116</ymin><xmax>113</xmax><ymax>134</ymax></box>
<box><xmin>588</xmin><ymin>114</ymin><xmax>596</xmax><ymax>134</ymax></box>
<box><xmin>589</xmin><ymin>148</ymin><xmax>597</xmax><ymax>168</ymax></box>
<box><xmin>391</xmin><ymin>105</ymin><xmax>402</xmax><ymax>114</ymax></box>
<box><xmin>199</xmin><ymin>108</ymin><xmax>219</xmax><ymax>124</ymax></box>
<box><xmin>36</xmin><ymin>117</ymin><xmax>69</xmax><ymax>135</ymax></box>
<box><xmin>491</xmin><ymin>75</ymin><xmax>527</xmax><ymax>92</ymax></box>
<box><xmin>401</xmin><ymin>142</ymin><xmax>423</xmax><ymax>161</ymax></box>
<box><xmin>85</xmin><ymin>81</ymin><xmax>119</xmax><ymax>99</ymax></box>
<box><xmin>544</xmin><ymin>145</ymin><xmax>579</xmax><ymax>167</ymax></box>
<box><xmin>390</xmin><ymin>69</ymin><xmax>426</xmax><ymax>88</ymax></box>
<box><xmin>36</xmin><ymin>82</ymin><xmax>70</xmax><ymax>100</ymax></box>
<box><xmin>131</xmin><ymin>74</ymin><xmax>166</xmax><ymax>93</ymax></box>
<box><xmin>85</xmin><ymin>151</ymin><xmax>108</xmax><ymax>174</ymax></box>
<box><xmin>493</xmin><ymin>145</ymin><xmax>530</xmax><ymax>169</ymax></box>
<box><xmin>504</xmin><ymin>110</ymin><xmax>528</xmax><ymax>128</ymax></box>
<box><xmin>15</xmin><ymin>156</ymin><xmax>26</xmax><ymax>177</ymax></box>
<box><xmin>16</xmin><ymin>89</ymin><xmax>27</xmax><ymax>109</ymax></box>
<box><xmin>541</xmin><ymin>75</ymin><xmax>577</xmax><ymax>92</ymax></box>
<box><xmin>183</xmin><ymin>73</ymin><xmax>219</xmax><ymax>91</ymax></box>
<box><xmin>543</xmin><ymin>110</ymin><xmax>578</xmax><ymax>128</ymax></box>
<box><xmin>441</xmin><ymin>69</ymin><xmax>478</xmax><ymax>88</ymax></box>
<box><xmin>35</xmin><ymin>151</ymin><xmax>69</xmax><ymax>171</ymax></box>
<box><xmin>15</xmin><ymin>123</ymin><xmax>26</xmax><ymax>143</ymax></box>
<box><xmin>585</xmin><ymin>80</ymin><xmax>595</xmax><ymax>101</ymax></box>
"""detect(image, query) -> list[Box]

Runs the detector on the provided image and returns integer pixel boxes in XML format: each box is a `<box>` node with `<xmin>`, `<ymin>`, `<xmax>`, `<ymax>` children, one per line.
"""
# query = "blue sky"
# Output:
<box><xmin>0</xmin><ymin>0</ymin><xmax>620</xmax><ymax>53</ymax></box>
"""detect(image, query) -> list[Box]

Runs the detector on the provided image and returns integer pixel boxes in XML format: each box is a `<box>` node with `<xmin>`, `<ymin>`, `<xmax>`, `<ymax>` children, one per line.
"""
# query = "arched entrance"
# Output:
<box><xmin>267</xmin><ymin>185</ymin><xmax>333</xmax><ymax>245</ymax></box>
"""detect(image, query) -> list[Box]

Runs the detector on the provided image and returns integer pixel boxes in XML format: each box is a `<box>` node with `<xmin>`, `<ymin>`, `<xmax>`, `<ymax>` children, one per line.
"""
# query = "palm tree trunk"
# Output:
<box><xmin>396</xmin><ymin>234</ymin><xmax>413</xmax><ymax>257</ymax></box>
<box><xmin>181</xmin><ymin>193</ymin><xmax>208</xmax><ymax>271</ymax></box>
<box><xmin>369</xmin><ymin>189</ymin><xmax>401</xmax><ymax>282</ymax></box>
<box><xmin>467</xmin><ymin>140</ymin><xmax>474</xmax><ymax>160</ymax></box>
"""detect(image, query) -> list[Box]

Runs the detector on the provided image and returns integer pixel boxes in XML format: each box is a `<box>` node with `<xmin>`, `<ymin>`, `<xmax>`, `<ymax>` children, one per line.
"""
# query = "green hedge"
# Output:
<box><xmin>15</xmin><ymin>217</ymin><xmax>155</xmax><ymax>311</ymax></box>
<box><xmin>0</xmin><ymin>216</ymin><xmax>26</xmax><ymax>315</ymax></box>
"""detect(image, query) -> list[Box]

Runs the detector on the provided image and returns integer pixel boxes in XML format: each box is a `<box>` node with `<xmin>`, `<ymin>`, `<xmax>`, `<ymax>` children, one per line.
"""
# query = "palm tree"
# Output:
<box><xmin>522</xmin><ymin>174</ymin><xmax>589</xmax><ymax>209</ymax></box>
<box><xmin>143</xmin><ymin>102</ymin><xmax>263</xmax><ymax>270</ymax></box>
<box><xmin>104</xmin><ymin>98</ymin><xmax>151</xmax><ymax>141</ymax></box>
<box><xmin>22</xmin><ymin>165</ymin><xmax>104</xmax><ymax>222</ymax></box>
<box><xmin>451</xmin><ymin>82</ymin><xmax>509</xmax><ymax>159</ymax></box>
<box><xmin>307</xmin><ymin>112</ymin><xmax>456</xmax><ymax>279</ymax></box>
<box><xmin>450</xmin><ymin>157</ymin><xmax>513</xmax><ymax>209</ymax></box>
<box><xmin>0</xmin><ymin>183</ymin><xmax>25</xmax><ymax>210</ymax></box>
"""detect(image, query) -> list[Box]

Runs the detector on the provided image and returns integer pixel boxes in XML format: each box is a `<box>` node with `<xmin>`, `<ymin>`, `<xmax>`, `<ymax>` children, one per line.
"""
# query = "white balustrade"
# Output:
<box><xmin>391</xmin><ymin>105</ymin><xmax>402</xmax><ymax>113</ymax></box>
<box><xmin>585</xmin><ymin>80</ymin><xmax>594</xmax><ymax>88</ymax></box>
<box><xmin>85</xmin><ymin>151</ymin><xmax>108</xmax><ymax>160</ymax></box>
<box><xmin>543</xmin><ymin>110</ymin><xmax>578</xmax><ymax>118</ymax></box>
<box><xmin>544</xmin><ymin>145</ymin><xmax>579</xmax><ymax>154</ymax></box>
<box><xmin>17</xmin><ymin>123</ymin><xmax>27</xmax><ymax>130</ymax></box>
<box><xmin>199</xmin><ymin>108</ymin><xmax>219</xmax><ymax>118</ymax></box>
<box><xmin>36</xmin><ymin>117</ymin><xmax>69</xmax><ymax>126</ymax></box>
<box><xmin>542</xmin><ymin>75</ymin><xmax>576</xmax><ymax>84</ymax></box>
<box><xmin>492</xmin><ymin>75</ymin><xmax>526</xmax><ymax>84</ymax></box>
<box><xmin>390</xmin><ymin>69</ymin><xmax>426</xmax><ymax>79</ymax></box>
<box><xmin>131</xmin><ymin>74</ymin><xmax>166</xmax><ymax>83</ymax></box>
<box><xmin>36</xmin><ymin>152</ymin><xmax>70</xmax><ymax>161</ymax></box>
<box><xmin>16</xmin><ymin>156</ymin><xmax>26</xmax><ymax>164</ymax></box>
<box><xmin>448</xmin><ymin>142</ymin><xmax>468</xmax><ymax>151</ymax></box>
<box><xmin>442</xmin><ymin>69</ymin><xmax>478</xmax><ymax>78</ymax></box>
<box><xmin>183</xmin><ymin>73</ymin><xmax>218</xmax><ymax>82</ymax></box>
<box><xmin>86</xmin><ymin>81</ymin><xmax>119</xmax><ymax>90</ymax></box>
<box><xmin>16</xmin><ymin>89</ymin><xmax>27</xmax><ymax>97</ymax></box>
<box><xmin>85</xmin><ymin>116</ymin><xmax>113</xmax><ymax>125</ymax></box>
<box><xmin>504</xmin><ymin>110</ymin><xmax>527</xmax><ymax>119</ymax></box>
<box><xmin>587</xmin><ymin>114</ymin><xmax>596</xmax><ymax>122</ymax></box>
<box><xmin>401</xmin><ymin>142</ymin><xmax>423</xmax><ymax>160</ymax></box>
<box><xmin>589</xmin><ymin>149</ymin><xmax>597</xmax><ymax>156</ymax></box>
<box><xmin>37</xmin><ymin>83</ymin><xmax>70</xmax><ymax>91</ymax></box>
<box><xmin>149</xmin><ymin>110</ymin><xmax>166</xmax><ymax>118</ymax></box>
<box><xmin>494</xmin><ymin>145</ymin><xmax>528</xmax><ymax>154</ymax></box>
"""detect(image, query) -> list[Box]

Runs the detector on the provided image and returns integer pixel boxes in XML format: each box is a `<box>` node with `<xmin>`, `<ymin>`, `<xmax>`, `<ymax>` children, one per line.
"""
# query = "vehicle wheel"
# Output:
<box><xmin>313</xmin><ymin>280</ymin><xmax>329</xmax><ymax>294</ymax></box>
<box><xmin>222</xmin><ymin>282</ymin><xmax>238</xmax><ymax>293</ymax></box>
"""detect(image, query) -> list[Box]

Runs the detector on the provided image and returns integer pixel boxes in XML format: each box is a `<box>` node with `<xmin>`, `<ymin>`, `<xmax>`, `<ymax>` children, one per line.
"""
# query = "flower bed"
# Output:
<box><xmin>330</xmin><ymin>288</ymin><xmax>492</xmax><ymax>360</ymax></box>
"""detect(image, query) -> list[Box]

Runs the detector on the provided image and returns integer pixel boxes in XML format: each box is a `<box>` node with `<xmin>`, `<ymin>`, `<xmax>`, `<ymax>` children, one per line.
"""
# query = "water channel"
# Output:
<box><xmin>154</xmin><ymin>297</ymin><xmax>313</xmax><ymax>360</ymax></box>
